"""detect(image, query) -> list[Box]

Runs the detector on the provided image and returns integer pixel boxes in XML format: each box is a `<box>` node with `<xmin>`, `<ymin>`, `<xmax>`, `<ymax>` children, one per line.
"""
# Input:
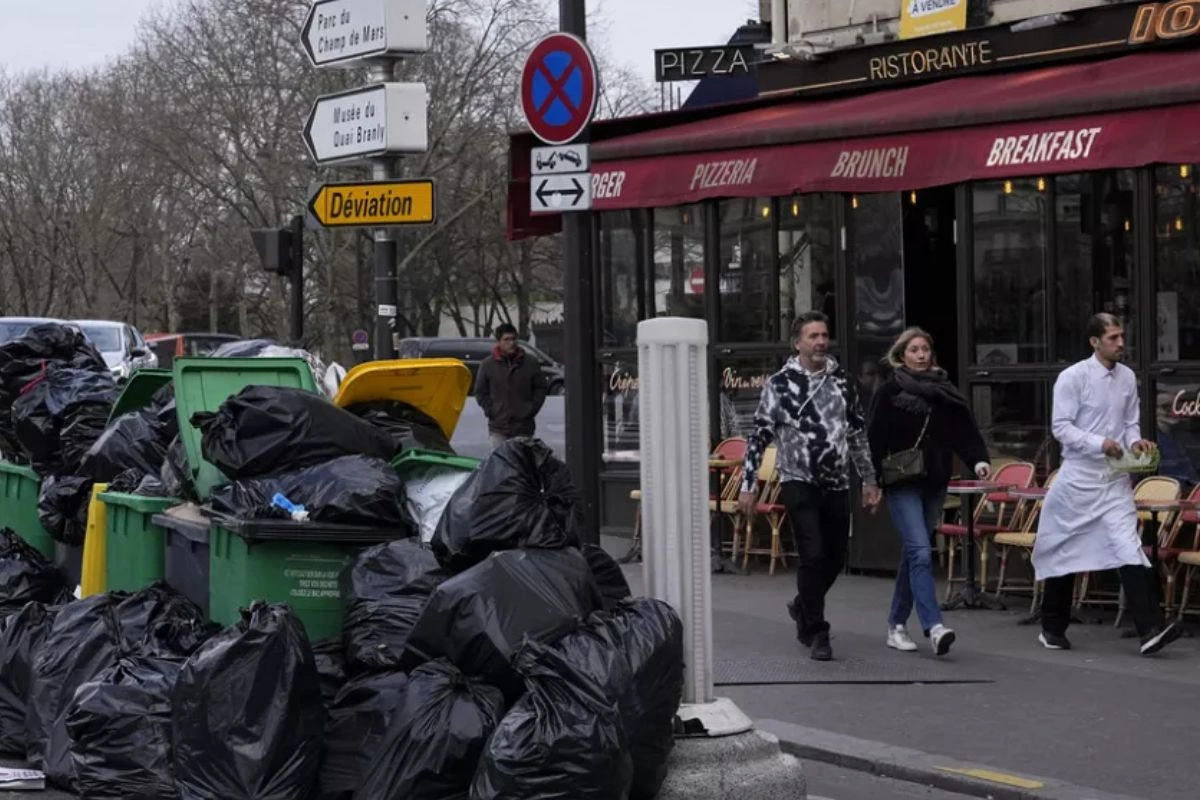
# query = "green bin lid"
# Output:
<box><xmin>390</xmin><ymin>449</ymin><xmax>480</xmax><ymax>475</ymax></box>
<box><xmin>108</xmin><ymin>369</ymin><xmax>173</xmax><ymax>422</ymax></box>
<box><xmin>97</xmin><ymin>492</ymin><xmax>178</xmax><ymax>515</ymax></box>
<box><xmin>0</xmin><ymin>460</ymin><xmax>41</xmax><ymax>482</ymax></box>
<box><xmin>172</xmin><ymin>357</ymin><xmax>319</xmax><ymax>500</ymax></box>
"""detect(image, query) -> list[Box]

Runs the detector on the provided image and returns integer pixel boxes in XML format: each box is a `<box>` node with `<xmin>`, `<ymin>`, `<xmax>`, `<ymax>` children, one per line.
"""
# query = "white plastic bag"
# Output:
<box><xmin>404</xmin><ymin>467</ymin><xmax>473</xmax><ymax>543</ymax></box>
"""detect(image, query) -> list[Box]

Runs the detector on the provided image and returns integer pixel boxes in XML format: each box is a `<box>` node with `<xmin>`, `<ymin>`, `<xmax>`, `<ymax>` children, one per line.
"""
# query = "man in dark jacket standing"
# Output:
<box><xmin>475</xmin><ymin>323</ymin><xmax>547</xmax><ymax>450</ymax></box>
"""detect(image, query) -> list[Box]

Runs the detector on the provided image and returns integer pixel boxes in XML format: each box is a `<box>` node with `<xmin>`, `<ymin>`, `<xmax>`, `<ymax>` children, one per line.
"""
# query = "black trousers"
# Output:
<box><xmin>1042</xmin><ymin>566</ymin><xmax>1163</xmax><ymax>637</ymax></box>
<box><xmin>781</xmin><ymin>482</ymin><xmax>850</xmax><ymax>637</ymax></box>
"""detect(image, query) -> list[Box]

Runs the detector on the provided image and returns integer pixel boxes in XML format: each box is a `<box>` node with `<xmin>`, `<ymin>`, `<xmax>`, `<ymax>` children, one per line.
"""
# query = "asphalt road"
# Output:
<box><xmin>803</xmin><ymin>760</ymin><xmax>973</xmax><ymax>800</ymax></box>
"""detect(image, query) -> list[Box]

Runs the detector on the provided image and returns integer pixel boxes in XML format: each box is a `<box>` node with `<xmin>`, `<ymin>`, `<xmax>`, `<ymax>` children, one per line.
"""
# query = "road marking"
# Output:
<box><xmin>935</xmin><ymin>766</ymin><xmax>1045</xmax><ymax>789</ymax></box>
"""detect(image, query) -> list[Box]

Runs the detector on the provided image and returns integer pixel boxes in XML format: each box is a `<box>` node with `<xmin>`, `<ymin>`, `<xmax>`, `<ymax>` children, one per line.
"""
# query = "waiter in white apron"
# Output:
<box><xmin>1033</xmin><ymin>313</ymin><xmax>1181</xmax><ymax>655</ymax></box>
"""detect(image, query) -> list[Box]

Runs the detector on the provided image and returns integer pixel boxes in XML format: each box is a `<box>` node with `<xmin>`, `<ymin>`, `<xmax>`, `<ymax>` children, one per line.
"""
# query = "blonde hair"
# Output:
<box><xmin>885</xmin><ymin>327</ymin><xmax>935</xmax><ymax>368</ymax></box>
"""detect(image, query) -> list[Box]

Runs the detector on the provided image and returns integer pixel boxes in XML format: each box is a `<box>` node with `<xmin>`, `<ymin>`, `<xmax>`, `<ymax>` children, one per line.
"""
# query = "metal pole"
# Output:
<box><xmin>288</xmin><ymin>214</ymin><xmax>304</xmax><ymax>346</ymax></box>
<box><xmin>559</xmin><ymin>0</ymin><xmax>601</xmax><ymax>545</ymax></box>
<box><xmin>370</xmin><ymin>61</ymin><xmax>401</xmax><ymax>360</ymax></box>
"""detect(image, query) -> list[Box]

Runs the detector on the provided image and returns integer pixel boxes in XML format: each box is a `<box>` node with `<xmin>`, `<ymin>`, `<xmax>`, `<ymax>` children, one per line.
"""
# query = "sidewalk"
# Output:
<box><xmin>616</xmin><ymin>543</ymin><xmax>1197</xmax><ymax>800</ymax></box>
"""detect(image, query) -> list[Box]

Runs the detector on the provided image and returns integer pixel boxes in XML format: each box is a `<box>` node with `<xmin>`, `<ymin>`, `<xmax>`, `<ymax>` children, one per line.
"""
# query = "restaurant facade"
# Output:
<box><xmin>508</xmin><ymin>1</ymin><xmax>1200</xmax><ymax>569</ymax></box>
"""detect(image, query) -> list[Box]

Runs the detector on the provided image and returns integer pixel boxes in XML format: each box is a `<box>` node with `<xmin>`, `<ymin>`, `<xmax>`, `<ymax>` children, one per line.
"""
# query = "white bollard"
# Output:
<box><xmin>636</xmin><ymin>317</ymin><xmax>713</xmax><ymax>705</ymax></box>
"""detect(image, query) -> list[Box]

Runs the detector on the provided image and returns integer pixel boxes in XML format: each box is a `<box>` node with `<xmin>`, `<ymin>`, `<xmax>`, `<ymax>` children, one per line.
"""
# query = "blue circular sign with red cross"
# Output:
<box><xmin>521</xmin><ymin>32</ymin><xmax>599</xmax><ymax>146</ymax></box>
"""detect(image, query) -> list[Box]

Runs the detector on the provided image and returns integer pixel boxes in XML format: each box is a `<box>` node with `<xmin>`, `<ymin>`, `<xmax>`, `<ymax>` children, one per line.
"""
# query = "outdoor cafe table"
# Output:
<box><xmin>942</xmin><ymin>480</ymin><xmax>1013</xmax><ymax>611</ymax></box>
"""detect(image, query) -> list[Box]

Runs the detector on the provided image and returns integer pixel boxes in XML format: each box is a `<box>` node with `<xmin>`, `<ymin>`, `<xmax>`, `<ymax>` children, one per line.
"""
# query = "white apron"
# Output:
<box><xmin>1032</xmin><ymin>458</ymin><xmax>1149</xmax><ymax>580</ymax></box>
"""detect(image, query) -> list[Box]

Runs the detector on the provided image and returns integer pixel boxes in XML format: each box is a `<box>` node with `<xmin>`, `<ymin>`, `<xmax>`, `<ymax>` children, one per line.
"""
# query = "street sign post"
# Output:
<box><xmin>301</xmin><ymin>0</ymin><xmax>428</xmax><ymax>67</ymax></box>
<box><xmin>308</xmin><ymin>179</ymin><xmax>435</xmax><ymax>227</ymax></box>
<box><xmin>351</xmin><ymin>329</ymin><xmax>371</xmax><ymax>352</ymax></box>
<box><xmin>530</xmin><ymin>174</ymin><xmax>591</xmax><ymax>213</ymax></box>
<box><xmin>303</xmin><ymin>83</ymin><xmax>428</xmax><ymax>165</ymax></box>
<box><xmin>520</xmin><ymin>32</ymin><xmax>599</xmax><ymax>146</ymax></box>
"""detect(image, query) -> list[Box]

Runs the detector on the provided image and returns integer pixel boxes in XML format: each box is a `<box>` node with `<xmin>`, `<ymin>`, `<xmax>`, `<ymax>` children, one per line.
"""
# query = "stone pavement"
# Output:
<box><xmin>613</xmin><ymin>539</ymin><xmax>1198</xmax><ymax>800</ymax></box>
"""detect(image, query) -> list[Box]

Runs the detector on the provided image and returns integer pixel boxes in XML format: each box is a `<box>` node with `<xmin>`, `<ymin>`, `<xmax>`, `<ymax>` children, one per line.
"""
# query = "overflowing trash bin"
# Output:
<box><xmin>0</xmin><ymin>328</ymin><xmax>687</xmax><ymax>796</ymax></box>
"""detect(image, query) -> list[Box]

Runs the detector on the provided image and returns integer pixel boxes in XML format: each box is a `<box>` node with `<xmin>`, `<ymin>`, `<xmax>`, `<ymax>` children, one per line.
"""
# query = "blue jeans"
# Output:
<box><xmin>886</xmin><ymin>485</ymin><xmax>946</xmax><ymax>633</ymax></box>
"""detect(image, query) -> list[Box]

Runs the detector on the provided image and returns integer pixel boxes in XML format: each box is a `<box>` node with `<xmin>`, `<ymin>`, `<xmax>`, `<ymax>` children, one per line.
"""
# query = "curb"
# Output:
<box><xmin>757</xmin><ymin>719</ymin><xmax>1146</xmax><ymax>800</ymax></box>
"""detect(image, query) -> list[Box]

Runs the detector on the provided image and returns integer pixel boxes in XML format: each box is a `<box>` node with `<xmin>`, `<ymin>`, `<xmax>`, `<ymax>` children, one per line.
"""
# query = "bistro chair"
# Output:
<box><xmin>739</xmin><ymin>447</ymin><xmax>793</xmax><ymax>574</ymax></box>
<box><xmin>939</xmin><ymin>461</ymin><xmax>1036</xmax><ymax>600</ymax></box>
<box><xmin>1077</xmin><ymin>475</ymin><xmax>1180</xmax><ymax>612</ymax></box>
<box><xmin>938</xmin><ymin>455</ymin><xmax>1022</xmax><ymax>568</ymax></box>
<box><xmin>992</xmin><ymin>468</ymin><xmax>1058</xmax><ymax>609</ymax></box>
<box><xmin>1143</xmin><ymin>482</ymin><xmax>1200</xmax><ymax>616</ymax></box>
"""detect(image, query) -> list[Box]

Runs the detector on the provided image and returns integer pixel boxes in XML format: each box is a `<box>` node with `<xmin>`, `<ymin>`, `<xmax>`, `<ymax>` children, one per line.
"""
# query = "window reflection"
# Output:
<box><xmin>717</xmin><ymin>354</ymin><xmax>788</xmax><ymax>440</ymax></box>
<box><xmin>779</xmin><ymin>194</ymin><xmax>838</xmax><ymax>341</ymax></box>
<box><xmin>851</xmin><ymin>194</ymin><xmax>905</xmax><ymax>401</ymax></box>
<box><xmin>652</xmin><ymin>205</ymin><xmax>705</xmax><ymax>319</ymax></box>
<box><xmin>718</xmin><ymin>198</ymin><xmax>776</xmax><ymax>342</ymax></box>
<box><xmin>1054</xmin><ymin>171</ymin><xmax>1136</xmax><ymax>363</ymax></box>
<box><xmin>602</xmin><ymin>360</ymin><xmax>640</xmax><ymax>463</ymax></box>
<box><xmin>1156</xmin><ymin>379</ymin><xmax>1200</xmax><ymax>485</ymax></box>
<box><xmin>1154</xmin><ymin>165</ymin><xmax>1200</xmax><ymax>361</ymax></box>
<box><xmin>598</xmin><ymin>211</ymin><xmax>642</xmax><ymax>348</ymax></box>
<box><xmin>970</xmin><ymin>381</ymin><xmax>1056</xmax><ymax>475</ymax></box>
<box><xmin>973</xmin><ymin>179</ymin><xmax>1050</xmax><ymax>365</ymax></box>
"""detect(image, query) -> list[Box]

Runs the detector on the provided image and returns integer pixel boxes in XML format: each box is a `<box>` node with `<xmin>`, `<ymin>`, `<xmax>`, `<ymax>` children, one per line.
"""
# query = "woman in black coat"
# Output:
<box><xmin>867</xmin><ymin>327</ymin><xmax>991</xmax><ymax>657</ymax></box>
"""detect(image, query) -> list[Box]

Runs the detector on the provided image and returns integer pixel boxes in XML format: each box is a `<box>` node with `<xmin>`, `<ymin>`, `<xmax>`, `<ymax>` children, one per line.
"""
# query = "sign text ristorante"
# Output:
<box><xmin>869</xmin><ymin>39</ymin><xmax>993</xmax><ymax>80</ymax></box>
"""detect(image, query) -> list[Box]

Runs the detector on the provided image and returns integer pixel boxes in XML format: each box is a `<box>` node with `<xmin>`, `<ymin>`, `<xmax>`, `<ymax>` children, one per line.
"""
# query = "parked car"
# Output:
<box><xmin>0</xmin><ymin>316</ymin><xmax>68</xmax><ymax>345</ymax></box>
<box><xmin>73</xmin><ymin>320</ymin><xmax>158</xmax><ymax>381</ymax></box>
<box><xmin>145</xmin><ymin>332</ymin><xmax>242</xmax><ymax>369</ymax></box>
<box><xmin>397</xmin><ymin>337</ymin><xmax>566</xmax><ymax>394</ymax></box>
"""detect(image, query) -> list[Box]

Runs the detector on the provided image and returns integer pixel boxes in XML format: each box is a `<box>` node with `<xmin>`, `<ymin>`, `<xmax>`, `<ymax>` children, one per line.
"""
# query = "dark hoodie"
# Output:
<box><xmin>475</xmin><ymin>346</ymin><xmax>547</xmax><ymax>436</ymax></box>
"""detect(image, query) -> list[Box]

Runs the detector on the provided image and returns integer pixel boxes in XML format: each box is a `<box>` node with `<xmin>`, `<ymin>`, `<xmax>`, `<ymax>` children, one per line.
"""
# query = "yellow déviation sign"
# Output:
<box><xmin>900</xmin><ymin>0</ymin><xmax>968</xmax><ymax>40</ymax></box>
<box><xmin>309</xmin><ymin>180</ymin><xmax>436</xmax><ymax>228</ymax></box>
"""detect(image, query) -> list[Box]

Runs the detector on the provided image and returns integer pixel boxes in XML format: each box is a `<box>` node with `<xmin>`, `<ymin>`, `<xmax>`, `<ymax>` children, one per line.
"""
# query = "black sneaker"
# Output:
<box><xmin>1038</xmin><ymin>631</ymin><xmax>1071</xmax><ymax>650</ymax></box>
<box><xmin>811</xmin><ymin>631</ymin><xmax>833</xmax><ymax>661</ymax></box>
<box><xmin>787</xmin><ymin>600</ymin><xmax>814</xmax><ymax>647</ymax></box>
<box><xmin>1140</xmin><ymin>622</ymin><xmax>1182</xmax><ymax>656</ymax></box>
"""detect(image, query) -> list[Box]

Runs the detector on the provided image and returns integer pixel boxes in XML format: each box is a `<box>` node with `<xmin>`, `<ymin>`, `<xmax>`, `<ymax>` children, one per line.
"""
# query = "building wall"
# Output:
<box><xmin>775</xmin><ymin>0</ymin><xmax>1121</xmax><ymax>50</ymax></box>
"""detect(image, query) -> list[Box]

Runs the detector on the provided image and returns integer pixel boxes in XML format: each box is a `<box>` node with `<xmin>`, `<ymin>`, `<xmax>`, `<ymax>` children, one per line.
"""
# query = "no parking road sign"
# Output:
<box><xmin>520</xmin><ymin>32</ymin><xmax>599</xmax><ymax>146</ymax></box>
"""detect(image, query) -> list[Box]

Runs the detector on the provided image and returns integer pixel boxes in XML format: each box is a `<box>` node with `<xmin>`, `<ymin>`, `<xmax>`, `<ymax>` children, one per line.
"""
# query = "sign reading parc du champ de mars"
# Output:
<box><xmin>758</xmin><ymin>0</ymin><xmax>1200</xmax><ymax>97</ymax></box>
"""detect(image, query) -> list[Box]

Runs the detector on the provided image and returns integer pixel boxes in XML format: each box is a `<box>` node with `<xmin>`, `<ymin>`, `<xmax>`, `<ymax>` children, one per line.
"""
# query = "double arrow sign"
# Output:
<box><xmin>533</xmin><ymin>176</ymin><xmax>588</xmax><ymax>211</ymax></box>
<box><xmin>530</xmin><ymin>144</ymin><xmax>592</xmax><ymax>213</ymax></box>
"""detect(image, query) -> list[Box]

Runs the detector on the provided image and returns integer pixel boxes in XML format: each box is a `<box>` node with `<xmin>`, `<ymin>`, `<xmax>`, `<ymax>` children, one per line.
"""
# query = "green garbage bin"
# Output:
<box><xmin>0</xmin><ymin>461</ymin><xmax>54</xmax><ymax>559</ymax></box>
<box><xmin>208</xmin><ymin>517</ymin><xmax>404</xmax><ymax>640</ymax></box>
<box><xmin>99</xmin><ymin>492</ymin><xmax>176</xmax><ymax>592</ymax></box>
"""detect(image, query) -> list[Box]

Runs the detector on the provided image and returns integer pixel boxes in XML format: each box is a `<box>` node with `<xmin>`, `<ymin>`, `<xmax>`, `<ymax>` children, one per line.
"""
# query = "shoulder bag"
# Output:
<box><xmin>881</xmin><ymin>412</ymin><xmax>931</xmax><ymax>486</ymax></box>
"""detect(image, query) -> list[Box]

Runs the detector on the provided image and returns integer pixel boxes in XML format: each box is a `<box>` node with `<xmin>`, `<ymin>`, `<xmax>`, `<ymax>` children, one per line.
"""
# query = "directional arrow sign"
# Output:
<box><xmin>301</xmin><ymin>0</ymin><xmax>428</xmax><ymax>67</ymax></box>
<box><xmin>308</xmin><ymin>179</ymin><xmax>435</xmax><ymax>227</ymax></box>
<box><xmin>303</xmin><ymin>83</ymin><xmax>428</xmax><ymax>165</ymax></box>
<box><xmin>530</xmin><ymin>173</ymin><xmax>592</xmax><ymax>213</ymax></box>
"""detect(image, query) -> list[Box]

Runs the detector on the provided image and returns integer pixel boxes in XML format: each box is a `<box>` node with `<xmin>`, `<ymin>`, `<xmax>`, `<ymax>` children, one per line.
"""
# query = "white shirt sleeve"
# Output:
<box><xmin>1122</xmin><ymin>370</ymin><xmax>1142</xmax><ymax>450</ymax></box>
<box><xmin>1051</xmin><ymin>368</ymin><xmax>1106</xmax><ymax>455</ymax></box>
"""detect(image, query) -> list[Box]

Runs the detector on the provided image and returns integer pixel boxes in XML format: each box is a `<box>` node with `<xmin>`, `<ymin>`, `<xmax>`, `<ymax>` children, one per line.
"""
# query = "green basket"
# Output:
<box><xmin>0</xmin><ymin>461</ymin><xmax>53</xmax><ymax>559</ymax></box>
<box><xmin>99</xmin><ymin>492</ymin><xmax>176</xmax><ymax>593</ymax></box>
<box><xmin>208</xmin><ymin>518</ymin><xmax>402</xmax><ymax>641</ymax></box>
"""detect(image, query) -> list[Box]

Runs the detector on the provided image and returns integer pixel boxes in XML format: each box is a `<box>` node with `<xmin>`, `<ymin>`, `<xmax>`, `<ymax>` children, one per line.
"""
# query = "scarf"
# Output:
<box><xmin>892</xmin><ymin>366</ymin><xmax>969</xmax><ymax>416</ymax></box>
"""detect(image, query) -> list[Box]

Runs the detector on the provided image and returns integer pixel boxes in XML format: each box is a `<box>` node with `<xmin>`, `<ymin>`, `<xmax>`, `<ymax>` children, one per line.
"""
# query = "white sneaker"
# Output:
<box><xmin>931</xmin><ymin>624</ymin><xmax>956</xmax><ymax>657</ymax></box>
<box><xmin>886</xmin><ymin>625</ymin><xmax>918</xmax><ymax>652</ymax></box>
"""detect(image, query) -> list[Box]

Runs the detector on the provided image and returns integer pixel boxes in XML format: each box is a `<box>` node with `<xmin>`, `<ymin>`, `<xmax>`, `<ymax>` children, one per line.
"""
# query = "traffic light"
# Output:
<box><xmin>250</xmin><ymin>216</ymin><xmax>305</xmax><ymax>343</ymax></box>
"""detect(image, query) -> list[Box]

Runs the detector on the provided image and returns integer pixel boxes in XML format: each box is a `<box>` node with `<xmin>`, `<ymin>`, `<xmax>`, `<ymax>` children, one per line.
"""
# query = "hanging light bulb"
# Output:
<box><xmin>852</xmin><ymin>195</ymin><xmax>860</xmax><ymax>210</ymax></box>
<box><xmin>791</xmin><ymin>201</ymin><xmax>800</xmax><ymax>217</ymax></box>
<box><xmin>760</xmin><ymin>204</ymin><xmax>771</xmax><ymax>219</ymax></box>
<box><xmin>910</xmin><ymin>191</ymin><xmax>918</xmax><ymax>205</ymax></box>
<box><xmin>1124</xmin><ymin>219</ymin><xmax>1131</xmax><ymax>233</ymax></box>
<box><xmin>1037</xmin><ymin>177</ymin><xmax>1046</xmax><ymax>192</ymax></box>
<box><xmin>1182</xmin><ymin>165</ymin><xmax>1191</xmax><ymax>179</ymax></box>
<box><xmin>1003</xmin><ymin>180</ymin><xmax>1014</xmax><ymax>195</ymax></box>
<box><xmin>1176</xmin><ymin>216</ymin><xmax>1185</xmax><ymax>232</ymax></box>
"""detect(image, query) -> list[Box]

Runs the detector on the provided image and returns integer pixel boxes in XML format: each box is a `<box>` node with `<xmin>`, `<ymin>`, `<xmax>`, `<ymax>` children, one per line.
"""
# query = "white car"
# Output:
<box><xmin>73</xmin><ymin>320</ymin><xmax>159</xmax><ymax>381</ymax></box>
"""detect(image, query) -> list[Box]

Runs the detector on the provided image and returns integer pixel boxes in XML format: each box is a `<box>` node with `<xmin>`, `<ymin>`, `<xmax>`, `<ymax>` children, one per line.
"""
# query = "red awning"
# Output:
<box><xmin>584</xmin><ymin>48</ymin><xmax>1200</xmax><ymax>211</ymax></box>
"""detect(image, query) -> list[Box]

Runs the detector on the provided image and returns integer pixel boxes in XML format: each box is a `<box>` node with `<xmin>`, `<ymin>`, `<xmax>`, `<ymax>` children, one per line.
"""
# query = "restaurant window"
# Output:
<box><xmin>716</xmin><ymin>354</ymin><xmax>788</xmax><ymax>440</ymax></box>
<box><xmin>602</xmin><ymin>359</ymin><xmax>640</xmax><ymax>464</ymax></box>
<box><xmin>1154</xmin><ymin>165</ymin><xmax>1200</xmax><ymax>362</ymax></box>
<box><xmin>652</xmin><ymin>204</ymin><xmax>705</xmax><ymax>320</ymax></box>
<box><xmin>779</xmin><ymin>194</ymin><xmax>839</xmax><ymax>342</ymax></box>
<box><xmin>1054</xmin><ymin>171</ymin><xmax>1136</xmax><ymax>363</ymax></box>
<box><xmin>1156</xmin><ymin>378</ymin><xmax>1200</xmax><ymax>485</ymax></box>
<box><xmin>973</xmin><ymin>179</ymin><xmax>1050</xmax><ymax>366</ymax></box>
<box><xmin>598</xmin><ymin>211</ymin><xmax>643</xmax><ymax>348</ymax></box>
<box><xmin>850</xmin><ymin>193</ymin><xmax>905</xmax><ymax>382</ymax></box>
<box><xmin>970</xmin><ymin>381</ymin><xmax>1056</xmax><ymax>474</ymax></box>
<box><xmin>718</xmin><ymin>198</ymin><xmax>776</xmax><ymax>342</ymax></box>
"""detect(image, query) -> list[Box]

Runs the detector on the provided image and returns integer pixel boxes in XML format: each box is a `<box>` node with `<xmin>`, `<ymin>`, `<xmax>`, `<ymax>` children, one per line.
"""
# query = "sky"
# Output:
<box><xmin>0</xmin><ymin>0</ymin><xmax>759</xmax><ymax>86</ymax></box>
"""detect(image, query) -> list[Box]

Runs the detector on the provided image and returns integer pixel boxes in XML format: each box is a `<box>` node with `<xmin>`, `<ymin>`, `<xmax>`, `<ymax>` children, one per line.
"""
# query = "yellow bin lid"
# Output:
<box><xmin>333</xmin><ymin>359</ymin><xmax>472</xmax><ymax>439</ymax></box>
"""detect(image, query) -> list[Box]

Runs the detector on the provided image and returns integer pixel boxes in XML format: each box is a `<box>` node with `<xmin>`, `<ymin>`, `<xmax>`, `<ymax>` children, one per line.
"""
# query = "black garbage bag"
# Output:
<box><xmin>402</xmin><ymin>548</ymin><xmax>601</xmax><ymax>701</ymax></box>
<box><xmin>37</xmin><ymin>475</ymin><xmax>93</xmax><ymax>546</ymax></box>
<box><xmin>27</xmin><ymin>585</ymin><xmax>210</xmax><ymax>787</ymax></box>
<box><xmin>431</xmin><ymin>439</ymin><xmax>580</xmax><ymax>572</ymax></box>
<box><xmin>582</xmin><ymin>544</ymin><xmax>632</xmax><ymax>611</ymax></box>
<box><xmin>108</xmin><ymin>470</ymin><xmax>167</xmax><ymax>497</ymax></box>
<box><xmin>357</xmin><ymin>659</ymin><xmax>504</xmax><ymax>800</ymax></box>
<box><xmin>318</xmin><ymin>670</ymin><xmax>410</xmax><ymax>800</ymax></box>
<box><xmin>193</xmin><ymin>385</ymin><xmax>396</xmax><ymax>481</ymax></box>
<box><xmin>0</xmin><ymin>602</ymin><xmax>62</xmax><ymax>754</ymax></box>
<box><xmin>65</xmin><ymin>656</ymin><xmax>182</xmax><ymax>800</ymax></box>
<box><xmin>472</xmin><ymin>638</ymin><xmax>632</xmax><ymax>800</ymax></box>
<box><xmin>11</xmin><ymin>367</ymin><xmax>118</xmax><ymax>475</ymax></box>
<box><xmin>76</xmin><ymin>408</ymin><xmax>170</xmax><ymax>483</ymax></box>
<box><xmin>346</xmin><ymin>400</ymin><xmax>454</xmax><ymax>455</ymax></box>
<box><xmin>313</xmin><ymin>637</ymin><xmax>347</xmax><ymax>712</ymax></box>
<box><xmin>208</xmin><ymin>455</ymin><xmax>412</xmax><ymax>529</ymax></box>
<box><xmin>0</xmin><ymin>324</ymin><xmax>107</xmax><ymax>461</ymax></box>
<box><xmin>172</xmin><ymin>601</ymin><xmax>325</xmax><ymax>800</ymax></box>
<box><xmin>0</xmin><ymin>529</ymin><xmax>71</xmax><ymax>613</ymax></box>
<box><xmin>147</xmin><ymin>382</ymin><xmax>179</xmax><ymax>441</ymax></box>
<box><xmin>160</xmin><ymin>436</ymin><xmax>195</xmax><ymax>501</ymax></box>
<box><xmin>341</xmin><ymin>540</ymin><xmax>449</xmax><ymax>674</ymax></box>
